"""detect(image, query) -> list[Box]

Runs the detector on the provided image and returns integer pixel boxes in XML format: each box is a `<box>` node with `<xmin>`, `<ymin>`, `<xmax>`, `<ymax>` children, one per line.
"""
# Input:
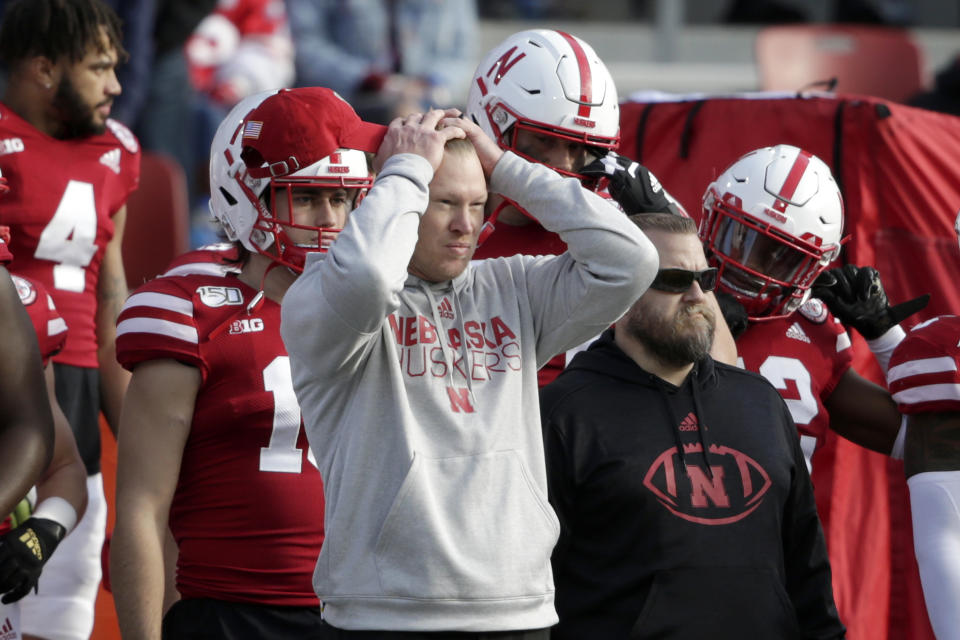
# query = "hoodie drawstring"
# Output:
<box><xmin>658</xmin><ymin>389</ymin><xmax>689</xmax><ymax>476</ymax></box>
<box><xmin>418</xmin><ymin>283</ymin><xmax>476</xmax><ymax>407</ymax></box>
<box><xmin>690</xmin><ymin>367</ymin><xmax>714</xmax><ymax>481</ymax></box>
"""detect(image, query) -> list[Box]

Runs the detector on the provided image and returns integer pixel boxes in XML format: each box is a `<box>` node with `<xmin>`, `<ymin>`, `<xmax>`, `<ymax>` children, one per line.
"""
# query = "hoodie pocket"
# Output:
<box><xmin>629</xmin><ymin>567</ymin><xmax>801</xmax><ymax>639</ymax></box>
<box><xmin>373</xmin><ymin>450</ymin><xmax>560</xmax><ymax>600</ymax></box>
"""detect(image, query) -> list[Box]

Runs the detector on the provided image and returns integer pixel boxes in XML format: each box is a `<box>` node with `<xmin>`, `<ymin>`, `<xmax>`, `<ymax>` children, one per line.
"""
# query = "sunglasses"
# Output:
<box><xmin>649</xmin><ymin>267</ymin><xmax>718</xmax><ymax>293</ymax></box>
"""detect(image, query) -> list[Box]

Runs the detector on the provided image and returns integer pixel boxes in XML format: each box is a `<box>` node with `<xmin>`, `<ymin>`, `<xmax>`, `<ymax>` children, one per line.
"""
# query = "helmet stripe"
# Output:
<box><xmin>556</xmin><ymin>31</ymin><xmax>593</xmax><ymax>118</ymax></box>
<box><xmin>773</xmin><ymin>149</ymin><xmax>812</xmax><ymax>212</ymax></box>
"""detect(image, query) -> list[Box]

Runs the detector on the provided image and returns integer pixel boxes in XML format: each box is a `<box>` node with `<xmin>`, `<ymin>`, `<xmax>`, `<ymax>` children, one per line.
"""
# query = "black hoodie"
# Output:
<box><xmin>541</xmin><ymin>329</ymin><xmax>845</xmax><ymax>640</ymax></box>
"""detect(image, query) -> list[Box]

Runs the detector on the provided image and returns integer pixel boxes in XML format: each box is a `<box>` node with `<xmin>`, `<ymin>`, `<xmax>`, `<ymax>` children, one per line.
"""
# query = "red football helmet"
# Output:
<box><xmin>699</xmin><ymin>145</ymin><xmax>846</xmax><ymax>321</ymax></box>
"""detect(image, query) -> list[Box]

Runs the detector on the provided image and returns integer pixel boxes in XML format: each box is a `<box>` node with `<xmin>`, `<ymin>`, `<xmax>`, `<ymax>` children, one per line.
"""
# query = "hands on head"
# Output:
<box><xmin>373</xmin><ymin>109</ymin><xmax>504</xmax><ymax>176</ymax></box>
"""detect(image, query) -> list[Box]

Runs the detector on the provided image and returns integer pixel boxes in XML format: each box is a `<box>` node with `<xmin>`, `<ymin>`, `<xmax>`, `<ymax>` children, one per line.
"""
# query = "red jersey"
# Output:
<box><xmin>736</xmin><ymin>298</ymin><xmax>853</xmax><ymax>466</ymax></box>
<box><xmin>115</xmin><ymin>267</ymin><xmax>323</xmax><ymax>606</ymax></box>
<box><xmin>11</xmin><ymin>274</ymin><xmax>67</xmax><ymax>366</ymax></box>
<box><xmin>888</xmin><ymin>315</ymin><xmax>960</xmax><ymax>414</ymax></box>
<box><xmin>0</xmin><ymin>103</ymin><xmax>140</xmax><ymax>367</ymax></box>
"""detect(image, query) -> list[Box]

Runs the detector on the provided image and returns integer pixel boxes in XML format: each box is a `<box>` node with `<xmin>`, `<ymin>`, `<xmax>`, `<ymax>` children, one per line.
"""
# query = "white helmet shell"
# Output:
<box><xmin>208</xmin><ymin>89</ymin><xmax>280</xmax><ymax>255</ymax></box>
<box><xmin>699</xmin><ymin>144</ymin><xmax>845</xmax><ymax>320</ymax></box>
<box><xmin>466</xmin><ymin>29</ymin><xmax>620</xmax><ymax>156</ymax></box>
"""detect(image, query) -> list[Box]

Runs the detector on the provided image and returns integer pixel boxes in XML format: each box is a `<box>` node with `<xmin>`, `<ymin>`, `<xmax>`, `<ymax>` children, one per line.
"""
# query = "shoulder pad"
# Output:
<box><xmin>105</xmin><ymin>119</ymin><xmax>140</xmax><ymax>154</ymax></box>
<box><xmin>798</xmin><ymin>298</ymin><xmax>829</xmax><ymax>324</ymax></box>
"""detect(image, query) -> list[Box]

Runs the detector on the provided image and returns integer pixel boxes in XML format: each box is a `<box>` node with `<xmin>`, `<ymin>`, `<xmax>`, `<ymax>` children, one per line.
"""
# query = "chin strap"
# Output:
<box><xmin>476</xmin><ymin>199</ymin><xmax>510</xmax><ymax>247</ymax></box>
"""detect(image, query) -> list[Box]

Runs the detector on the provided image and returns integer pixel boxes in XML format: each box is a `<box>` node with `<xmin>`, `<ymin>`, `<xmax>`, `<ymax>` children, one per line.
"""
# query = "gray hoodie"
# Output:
<box><xmin>281</xmin><ymin>151</ymin><xmax>657</xmax><ymax>631</ymax></box>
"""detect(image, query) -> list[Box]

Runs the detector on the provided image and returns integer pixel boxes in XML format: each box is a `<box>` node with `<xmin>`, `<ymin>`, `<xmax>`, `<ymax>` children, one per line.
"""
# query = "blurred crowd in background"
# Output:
<box><xmin>2</xmin><ymin>0</ymin><xmax>955</xmax><ymax>247</ymax></box>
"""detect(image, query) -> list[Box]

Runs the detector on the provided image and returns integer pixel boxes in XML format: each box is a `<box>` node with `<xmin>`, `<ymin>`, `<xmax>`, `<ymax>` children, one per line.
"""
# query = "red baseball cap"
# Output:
<box><xmin>239</xmin><ymin>87</ymin><xmax>387</xmax><ymax>179</ymax></box>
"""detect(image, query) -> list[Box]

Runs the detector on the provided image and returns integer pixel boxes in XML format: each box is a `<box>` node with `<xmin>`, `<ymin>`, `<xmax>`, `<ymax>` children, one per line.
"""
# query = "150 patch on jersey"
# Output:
<box><xmin>197</xmin><ymin>285</ymin><xmax>243</xmax><ymax>307</ymax></box>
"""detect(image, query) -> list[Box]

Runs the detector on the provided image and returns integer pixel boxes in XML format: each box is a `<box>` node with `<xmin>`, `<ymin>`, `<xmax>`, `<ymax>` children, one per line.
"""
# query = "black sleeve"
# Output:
<box><xmin>778</xmin><ymin>400</ymin><xmax>847</xmax><ymax>640</ymax></box>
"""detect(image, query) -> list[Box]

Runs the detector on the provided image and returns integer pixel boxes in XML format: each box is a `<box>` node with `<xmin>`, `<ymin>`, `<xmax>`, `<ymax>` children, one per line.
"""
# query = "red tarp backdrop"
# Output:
<box><xmin>619</xmin><ymin>93</ymin><xmax>960</xmax><ymax>640</ymax></box>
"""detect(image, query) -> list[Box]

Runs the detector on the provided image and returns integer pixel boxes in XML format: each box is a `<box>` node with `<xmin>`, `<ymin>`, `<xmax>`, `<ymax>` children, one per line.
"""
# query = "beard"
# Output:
<box><xmin>625</xmin><ymin>301</ymin><xmax>716</xmax><ymax>368</ymax></box>
<box><xmin>52</xmin><ymin>76</ymin><xmax>108</xmax><ymax>139</ymax></box>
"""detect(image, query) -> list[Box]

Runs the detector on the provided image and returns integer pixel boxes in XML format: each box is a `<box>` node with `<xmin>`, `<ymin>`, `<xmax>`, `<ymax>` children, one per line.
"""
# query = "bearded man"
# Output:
<box><xmin>540</xmin><ymin>212</ymin><xmax>846</xmax><ymax>640</ymax></box>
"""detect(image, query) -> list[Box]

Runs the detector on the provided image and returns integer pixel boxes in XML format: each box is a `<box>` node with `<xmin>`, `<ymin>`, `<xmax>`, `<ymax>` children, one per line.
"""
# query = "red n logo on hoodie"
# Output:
<box><xmin>446</xmin><ymin>386</ymin><xmax>475</xmax><ymax>413</ymax></box>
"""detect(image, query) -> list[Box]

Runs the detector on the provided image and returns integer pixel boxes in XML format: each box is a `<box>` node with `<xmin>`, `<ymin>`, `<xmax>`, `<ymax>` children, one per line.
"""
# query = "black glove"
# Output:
<box><xmin>0</xmin><ymin>517</ymin><xmax>66</xmax><ymax>603</ymax></box>
<box><xmin>811</xmin><ymin>264</ymin><xmax>930</xmax><ymax>339</ymax></box>
<box><xmin>580</xmin><ymin>152</ymin><xmax>685</xmax><ymax>216</ymax></box>
<box><xmin>715</xmin><ymin>290</ymin><xmax>749</xmax><ymax>340</ymax></box>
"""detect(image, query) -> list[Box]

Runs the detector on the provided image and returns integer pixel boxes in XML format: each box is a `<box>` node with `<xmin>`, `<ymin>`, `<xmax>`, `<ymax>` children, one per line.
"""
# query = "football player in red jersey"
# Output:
<box><xmin>884</xmin><ymin>211</ymin><xmax>960</xmax><ymax>640</ymax></box>
<box><xmin>699</xmin><ymin>144</ymin><xmax>927</xmax><ymax>632</ymax></box>
<box><xmin>0</xmin><ymin>1</ymin><xmax>138</xmax><ymax>636</ymax></box>
<box><xmin>110</xmin><ymin>88</ymin><xmax>373</xmax><ymax>639</ymax></box>
<box><xmin>466</xmin><ymin>29</ymin><xmax>734</xmax><ymax>385</ymax></box>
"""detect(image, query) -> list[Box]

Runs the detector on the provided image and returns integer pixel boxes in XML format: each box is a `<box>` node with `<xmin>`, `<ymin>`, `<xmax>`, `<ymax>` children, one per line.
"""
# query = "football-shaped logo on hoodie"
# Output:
<box><xmin>643</xmin><ymin>443</ymin><xmax>772</xmax><ymax>525</ymax></box>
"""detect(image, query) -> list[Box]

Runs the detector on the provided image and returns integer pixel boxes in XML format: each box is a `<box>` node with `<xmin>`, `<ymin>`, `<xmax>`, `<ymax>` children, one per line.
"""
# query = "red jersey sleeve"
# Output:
<box><xmin>116</xmin><ymin>277</ymin><xmax>205</xmax><ymax>376</ymax></box>
<box><xmin>888</xmin><ymin>315</ymin><xmax>960</xmax><ymax>414</ymax></box>
<box><xmin>11</xmin><ymin>274</ymin><xmax>67</xmax><ymax>366</ymax></box>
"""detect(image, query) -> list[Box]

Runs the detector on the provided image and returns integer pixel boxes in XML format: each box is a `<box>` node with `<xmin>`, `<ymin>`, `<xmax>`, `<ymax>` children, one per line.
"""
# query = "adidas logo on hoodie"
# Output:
<box><xmin>678</xmin><ymin>412</ymin><xmax>699</xmax><ymax>431</ymax></box>
<box><xmin>437</xmin><ymin>297</ymin><xmax>454</xmax><ymax>320</ymax></box>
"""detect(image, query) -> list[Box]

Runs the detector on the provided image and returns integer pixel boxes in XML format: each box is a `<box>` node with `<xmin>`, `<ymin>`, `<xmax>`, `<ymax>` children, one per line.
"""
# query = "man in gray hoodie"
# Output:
<box><xmin>280</xmin><ymin>106</ymin><xmax>658</xmax><ymax>636</ymax></box>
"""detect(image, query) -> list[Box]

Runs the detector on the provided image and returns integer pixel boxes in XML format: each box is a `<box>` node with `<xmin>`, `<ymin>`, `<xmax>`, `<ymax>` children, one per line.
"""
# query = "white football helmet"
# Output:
<box><xmin>208</xmin><ymin>90</ymin><xmax>372</xmax><ymax>272</ymax></box>
<box><xmin>466</xmin><ymin>29</ymin><xmax>619</xmax><ymax>187</ymax></box>
<box><xmin>699</xmin><ymin>144</ymin><xmax>846</xmax><ymax>320</ymax></box>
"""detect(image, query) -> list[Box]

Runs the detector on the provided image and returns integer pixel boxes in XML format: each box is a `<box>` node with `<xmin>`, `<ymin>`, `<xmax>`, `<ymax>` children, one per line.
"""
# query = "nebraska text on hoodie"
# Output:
<box><xmin>281</xmin><ymin>151</ymin><xmax>657</xmax><ymax>631</ymax></box>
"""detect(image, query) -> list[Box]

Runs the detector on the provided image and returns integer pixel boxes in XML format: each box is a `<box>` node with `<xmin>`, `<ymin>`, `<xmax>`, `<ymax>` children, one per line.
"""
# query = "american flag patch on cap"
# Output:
<box><xmin>242</xmin><ymin>121</ymin><xmax>263</xmax><ymax>139</ymax></box>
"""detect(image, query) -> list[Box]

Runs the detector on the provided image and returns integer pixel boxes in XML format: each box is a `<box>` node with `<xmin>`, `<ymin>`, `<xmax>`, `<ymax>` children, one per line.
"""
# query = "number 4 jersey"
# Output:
<box><xmin>115</xmin><ymin>259</ymin><xmax>325</xmax><ymax>605</ymax></box>
<box><xmin>0</xmin><ymin>103</ymin><xmax>140</xmax><ymax>367</ymax></box>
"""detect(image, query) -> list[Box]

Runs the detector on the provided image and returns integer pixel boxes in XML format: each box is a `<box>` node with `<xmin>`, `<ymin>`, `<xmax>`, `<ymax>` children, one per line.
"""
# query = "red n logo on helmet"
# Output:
<box><xmin>475</xmin><ymin>46</ymin><xmax>527</xmax><ymax>97</ymax></box>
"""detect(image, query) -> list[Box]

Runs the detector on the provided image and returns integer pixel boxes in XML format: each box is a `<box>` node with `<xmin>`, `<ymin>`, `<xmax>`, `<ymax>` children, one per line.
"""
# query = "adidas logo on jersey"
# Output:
<box><xmin>678</xmin><ymin>412</ymin><xmax>699</xmax><ymax>431</ymax></box>
<box><xmin>0</xmin><ymin>137</ymin><xmax>24</xmax><ymax>155</ymax></box>
<box><xmin>786</xmin><ymin>322</ymin><xmax>811</xmax><ymax>343</ymax></box>
<box><xmin>438</xmin><ymin>297</ymin><xmax>454</xmax><ymax>320</ymax></box>
<box><xmin>100</xmin><ymin>148</ymin><xmax>121</xmax><ymax>174</ymax></box>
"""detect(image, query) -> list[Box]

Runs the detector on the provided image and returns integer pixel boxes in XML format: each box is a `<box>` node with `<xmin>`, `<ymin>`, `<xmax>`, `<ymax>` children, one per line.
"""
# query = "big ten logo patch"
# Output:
<box><xmin>229</xmin><ymin>317</ymin><xmax>264</xmax><ymax>335</ymax></box>
<box><xmin>0</xmin><ymin>137</ymin><xmax>24</xmax><ymax>155</ymax></box>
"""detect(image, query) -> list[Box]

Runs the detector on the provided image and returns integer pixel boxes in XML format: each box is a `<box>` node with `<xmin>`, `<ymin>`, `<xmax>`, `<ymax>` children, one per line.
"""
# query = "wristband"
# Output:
<box><xmin>31</xmin><ymin>497</ymin><xmax>78</xmax><ymax>534</ymax></box>
<box><xmin>866</xmin><ymin>324</ymin><xmax>906</xmax><ymax>374</ymax></box>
